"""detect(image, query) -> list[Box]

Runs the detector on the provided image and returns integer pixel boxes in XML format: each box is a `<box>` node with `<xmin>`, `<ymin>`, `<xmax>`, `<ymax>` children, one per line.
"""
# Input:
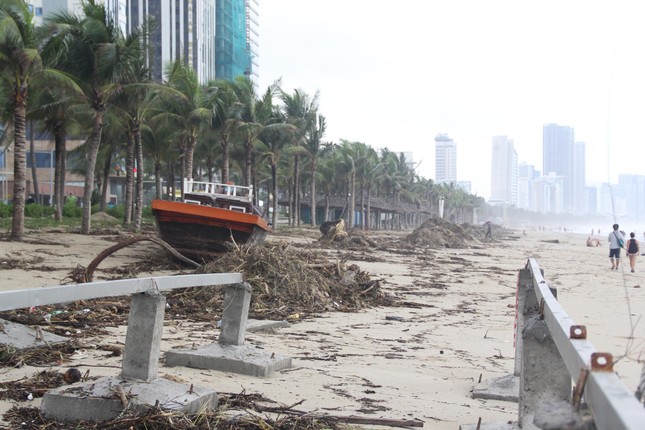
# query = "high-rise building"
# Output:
<box><xmin>573</xmin><ymin>141</ymin><xmax>586</xmax><ymax>213</ymax></box>
<box><xmin>216</xmin><ymin>0</ymin><xmax>252</xmax><ymax>81</ymax></box>
<box><xmin>245</xmin><ymin>0</ymin><xmax>259</xmax><ymax>85</ymax></box>
<box><xmin>490</xmin><ymin>136</ymin><xmax>518</xmax><ymax>206</ymax></box>
<box><xmin>543</xmin><ymin>124</ymin><xmax>575</xmax><ymax>213</ymax></box>
<box><xmin>435</xmin><ymin>134</ymin><xmax>456</xmax><ymax>184</ymax></box>
<box><xmin>126</xmin><ymin>0</ymin><xmax>216</xmax><ymax>83</ymax></box>
<box><xmin>517</xmin><ymin>162</ymin><xmax>539</xmax><ymax>210</ymax></box>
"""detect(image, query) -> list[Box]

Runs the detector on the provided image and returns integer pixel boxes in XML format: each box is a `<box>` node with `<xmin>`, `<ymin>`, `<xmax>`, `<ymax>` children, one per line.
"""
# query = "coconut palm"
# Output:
<box><xmin>42</xmin><ymin>0</ymin><xmax>138</xmax><ymax>234</ymax></box>
<box><xmin>205</xmin><ymin>79</ymin><xmax>243</xmax><ymax>183</ymax></box>
<box><xmin>0</xmin><ymin>0</ymin><xmax>79</xmax><ymax>239</ymax></box>
<box><xmin>150</xmin><ymin>60</ymin><xmax>211</xmax><ymax>193</ymax></box>
<box><xmin>302</xmin><ymin>114</ymin><xmax>327</xmax><ymax>227</ymax></box>
<box><xmin>279</xmin><ymin>88</ymin><xmax>319</xmax><ymax>226</ymax></box>
<box><xmin>257</xmin><ymin>119</ymin><xmax>297</xmax><ymax>229</ymax></box>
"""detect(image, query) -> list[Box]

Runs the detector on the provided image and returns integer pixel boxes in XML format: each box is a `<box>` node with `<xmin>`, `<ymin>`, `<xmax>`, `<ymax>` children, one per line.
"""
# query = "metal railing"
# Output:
<box><xmin>517</xmin><ymin>258</ymin><xmax>644</xmax><ymax>429</ymax></box>
<box><xmin>184</xmin><ymin>179</ymin><xmax>253</xmax><ymax>200</ymax></box>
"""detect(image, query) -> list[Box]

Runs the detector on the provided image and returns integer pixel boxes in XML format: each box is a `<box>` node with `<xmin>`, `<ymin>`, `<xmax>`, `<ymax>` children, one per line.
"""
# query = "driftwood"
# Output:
<box><xmin>84</xmin><ymin>236</ymin><xmax>199</xmax><ymax>282</ymax></box>
<box><xmin>255</xmin><ymin>403</ymin><xmax>424</xmax><ymax>428</ymax></box>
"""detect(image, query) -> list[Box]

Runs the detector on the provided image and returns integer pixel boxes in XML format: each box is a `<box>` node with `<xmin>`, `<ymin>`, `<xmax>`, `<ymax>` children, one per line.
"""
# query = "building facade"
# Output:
<box><xmin>435</xmin><ymin>134</ymin><xmax>457</xmax><ymax>184</ymax></box>
<box><xmin>542</xmin><ymin>124</ymin><xmax>576</xmax><ymax>213</ymax></box>
<box><xmin>125</xmin><ymin>0</ymin><xmax>216</xmax><ymax>83</ymax></box>
<box><xmin>490</xmin><ymin>136</ymin><xmax>518</xmax><ymax>206</ymax></box>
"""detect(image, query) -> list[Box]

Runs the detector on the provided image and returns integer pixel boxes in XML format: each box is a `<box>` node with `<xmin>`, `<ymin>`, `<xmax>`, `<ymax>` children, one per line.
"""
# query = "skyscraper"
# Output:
<box><xmin>543</xmin><ymin>124</ymin><xmax>574</xmax><ymax>213</ymax></box>
<box><xmin>126</xmin><ymin>0</ymin><xmax>216</xmax><ymax>83</ymax></box>
<box><xmin>490</xmin><ymin>136</ymin><xmax>518</xmax><ymax>205</ymax></box>
<box><xmin>435</xmin><ymin>134</ymin><xmax>457</xmax><ymax>184</ymax></box>
<box><xmin>246</xmin><ymin>0</ymin><xmax>259</xmax><ymax>84</ymax></box>
<box><xmin>216</xmin><ymin>0</ymin><xmax>253</xmax><ymax>81</ymax></box>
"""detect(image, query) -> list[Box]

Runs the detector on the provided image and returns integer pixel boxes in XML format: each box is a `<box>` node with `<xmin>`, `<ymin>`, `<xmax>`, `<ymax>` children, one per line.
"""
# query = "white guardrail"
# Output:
<box><xmin>517</xmin><ymin>258</ymin><xmax>645</xmax><ymax>429</ymax></box>
<box><xmin>0</xmin><ymin>273</ymin><xmax>243</xmax><ymax>313</ymax></box>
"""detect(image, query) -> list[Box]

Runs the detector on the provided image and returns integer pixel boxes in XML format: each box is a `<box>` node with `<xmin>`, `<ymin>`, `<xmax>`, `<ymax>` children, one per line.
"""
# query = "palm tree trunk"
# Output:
<box><xmin>134</xmin><ymin>120</ymin><xmax>144</xmax><ymax>231</ymax></box>
<box><xmin>367</xmin><ymin>187</ymin><xmax>372</xmax><ymax>230</ymax></box>
<box><xmin>310</xmin><ymin>160</ymin><xmax>317</xmax><ymax>227</ymax></box>
<box><xmin>244</xmin><ymin>140</ymin><xmax>252</xmax><ymax>187</ymax></box>
<box><xmin>124</xmin><ymin>132</ymin><xmax>134</xmax><ymax>224</ymax></box>
<box><xmin>271</xmin><ymin>163</ymin><xmax>278</xmax><ymax>229</ymax></box>
<box><xmin>154</xmin><ymin>160</ymin><xmax>162</xmax><ymax>200</ymax></box>
<box><xmin>185</xmin><ymin>133</ymin><xmax>196</xmax><ymax>182</ymax></box>
<box><xmin>349</xmin><ymin>170</ymin><xmax>356</xmax><ymax>228</ymax></box>
<box><xmin>29</xmin><ymin>121</ymin><xmax>40</xmax><ymax>204</ymax></box>
<box><xmin>99</xmin><ymin>151</ymin><xmax>111</xmax><ymax>212</ymax></box>
<box><xmin>293</xmin><ymin>154</ymin><xmax>300</xmax><ymax>226</ymax></box>
<box><xmin>54</xmin><ymin>125</ymin><xmax>66</xmax><ymax>221</ymax></box>
<box><xmin>221</xmin><ymin>137</ymin><xmax>230</xmax><ymax>183</ymax></box>
<box><xmin>11</xmin><ymin>97</ymin><xmax>27</xmax><ymax>240</ymax></box>
<box><xmin>169</xmin><ymin>163</ymin><xmax>176</xmax><ymax>201</ymax></box>
<box><xmin>324</xmin><ymin>193</ymin><xmax>329</xmax><ymax>222</ymax></box>
<box><xmin>81</xmin><ymin>109</ymin><xmax>105</xmax><ymax>234</ymax></box>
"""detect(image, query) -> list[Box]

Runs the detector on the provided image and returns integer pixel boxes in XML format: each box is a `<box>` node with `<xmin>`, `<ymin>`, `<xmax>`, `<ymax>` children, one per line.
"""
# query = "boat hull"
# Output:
<box><xmin>151</xmin><ymin>200</ymin><xmax>270</xmax><ymax>258</ymax></box>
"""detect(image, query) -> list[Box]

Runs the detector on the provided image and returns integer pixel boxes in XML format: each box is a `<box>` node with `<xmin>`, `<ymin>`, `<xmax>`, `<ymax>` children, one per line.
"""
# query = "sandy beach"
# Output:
<box><xmin>1</xmin><ymin>225</ymin><xmax>644</xmax><ymax>429</ymax></box>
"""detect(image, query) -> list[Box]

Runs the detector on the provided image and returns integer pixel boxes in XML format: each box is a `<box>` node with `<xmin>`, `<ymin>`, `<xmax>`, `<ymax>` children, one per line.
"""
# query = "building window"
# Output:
<box><xmin>26</xmin><ymin>152</ymin><xmax>53</xmax><ymax>168</ymax></box>
<box><xmin>35</xmin><ymin>7</ymin><xmax>43</xmax><ymax>16</ymax></box>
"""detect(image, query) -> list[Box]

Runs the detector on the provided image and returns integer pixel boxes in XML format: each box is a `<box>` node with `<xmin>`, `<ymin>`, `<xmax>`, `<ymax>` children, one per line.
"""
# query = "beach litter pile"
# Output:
<box><xmin>404</xmin><ymin>218</ymin><xmax>481</xmax><ymax>248</ymax></box>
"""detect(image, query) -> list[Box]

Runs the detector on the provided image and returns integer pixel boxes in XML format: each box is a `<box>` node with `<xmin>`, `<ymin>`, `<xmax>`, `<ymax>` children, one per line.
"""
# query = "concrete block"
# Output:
<box><xmin>219</xmin><ymin>283</ymin><xmax>252</xmax><ymax>345</ymax></box>
<box><xmin>533</xmin><ymin>400</ymin><xmax>595</xmax><ymax>430</ymax></box>
<box><xmin>41</xmin><ymin>376</ymin><xmax>217</xmax><ymax>422</ymax></box>
<box><xmin>122</xmin><ymin>292</ymin><xmax>166</xmax><ymax>381</ymax></box>
<box><xmin>0</xmin><ymin>318</ymin><xmax>67</xmax><ymax>349</ymax></box>
<box><xmin>165</xmin><ymin>343</ymin><xmax>292</xmax><ymax>377</ymax></box>
<box><xmin>473</xmin><ymin>374</ymin><xmax>519</xmax><ymax>402</ymax></box>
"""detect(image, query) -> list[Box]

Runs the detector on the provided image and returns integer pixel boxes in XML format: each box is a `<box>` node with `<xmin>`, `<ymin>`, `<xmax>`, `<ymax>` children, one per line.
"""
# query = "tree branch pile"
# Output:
<box><xmin>186</xmin><ymin>241</ymin><xmax>394</xmax><ymax>320</ymax></box>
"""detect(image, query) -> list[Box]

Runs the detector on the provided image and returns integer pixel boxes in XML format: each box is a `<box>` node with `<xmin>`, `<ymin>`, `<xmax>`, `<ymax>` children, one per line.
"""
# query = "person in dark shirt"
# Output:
<box><xmin>626</xmin><ymin>232</ymin><xmax>640</xmax><ymax>273</ymax></box>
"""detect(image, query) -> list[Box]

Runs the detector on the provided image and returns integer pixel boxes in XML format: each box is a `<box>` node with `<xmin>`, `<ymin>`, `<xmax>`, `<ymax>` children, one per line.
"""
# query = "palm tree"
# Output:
<box><xmin>279</xmin><ymin>88</ymin><xmax>319</xmax><ymax>226</ymax></box>
<box><xmin>27</xmin><ymin>79</ymin><xmax>83</xmax><ymax>221</ymax></box>
<box><xmin>233</xmin><ymin>76</ymin><xmax>266</xmax><ymax>187</ymax></box>
<box><xmin>150</xmin><ymin>60</ymin><xmax>211</xmax><ymax>193</ymax></box>
<box><xmin>0</xmin><ymin>0</ymin><xmax>77</xmax><ymax>239</ymax></box>
<box><xmin>257</xmin><ymin>120</ymin><xmax>297</xmax><ymax>229</ymax></box>
<box><xmin>205</xmin><ymin>79</ymin><xmax>243</xmax><ymax>183</ymax></box>
<box><xmin>302</xmin><ymin>114</ymin><xmax>327</xmax><ymax>227</ymax></box>
<box><xmin>42</xmin><ymin>0</ymin><xmax>137</xmax><ymax>234</ymax></box>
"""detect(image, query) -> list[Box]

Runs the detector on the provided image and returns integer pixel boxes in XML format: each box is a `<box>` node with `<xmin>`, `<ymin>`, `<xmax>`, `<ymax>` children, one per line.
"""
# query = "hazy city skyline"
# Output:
<box><xmin>258</xmin><ymin>1</ymin><xmax>645</xmax><ymax>200</ymax></box>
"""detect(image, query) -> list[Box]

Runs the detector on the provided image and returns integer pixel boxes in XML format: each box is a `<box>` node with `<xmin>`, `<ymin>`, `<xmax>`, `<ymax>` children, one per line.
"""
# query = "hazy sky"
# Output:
<box><xmin>257</xmin><ymin>1</ymin><xmax>645</xmax><ymax>199</ymax></box>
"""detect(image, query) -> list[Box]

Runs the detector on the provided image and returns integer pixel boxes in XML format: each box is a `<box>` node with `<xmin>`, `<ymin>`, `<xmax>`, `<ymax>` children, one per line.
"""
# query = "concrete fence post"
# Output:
<box><xmin>219</xmin><ymin>282</ymin><xmax>252</xmax><ymax>346</ymax></box>
<box><xmin>121</xmin><ymin>289</ymin><xmax>166</xmax><ymax>381</ymax></box>
<box><xmin>515</xmin><ymin>268</ymin><xmax>532</xmax><ymax>376</ymax></box>
<box><xmin>518</xmin><ymin>282</ymin><xmax>570</xmax><ymax>428</ymax></box>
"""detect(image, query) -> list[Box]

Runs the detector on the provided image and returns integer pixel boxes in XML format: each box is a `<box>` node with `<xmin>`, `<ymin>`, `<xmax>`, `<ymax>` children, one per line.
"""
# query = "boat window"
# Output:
<box><xmin>229</xmin><ymin>205</ymin><xmax>246</xmax><ymax>213</ymax></box>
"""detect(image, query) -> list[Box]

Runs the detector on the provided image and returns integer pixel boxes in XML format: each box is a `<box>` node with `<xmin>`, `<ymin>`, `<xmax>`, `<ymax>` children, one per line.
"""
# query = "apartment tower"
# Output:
<box><xmin>490</xmin><ymin>136</ymin><xmax>518</xmax><ymax>206</ymax></box>
<box><xmin>435</xmin><ymin>134</ymin><xmax>457</xmax><ymax>184</ymax></box>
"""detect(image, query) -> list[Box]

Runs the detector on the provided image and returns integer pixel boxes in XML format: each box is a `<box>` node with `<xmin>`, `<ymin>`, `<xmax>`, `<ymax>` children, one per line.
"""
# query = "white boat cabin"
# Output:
<box><xmin>183</xmin><ymin>179</ymin><xmax>255</xmax><ymax>214</ymax></box>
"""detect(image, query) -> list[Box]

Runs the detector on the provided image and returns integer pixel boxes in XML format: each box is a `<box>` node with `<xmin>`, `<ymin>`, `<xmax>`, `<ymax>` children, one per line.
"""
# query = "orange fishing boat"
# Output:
<box><xmin>151</xmin><ymin>180</ymin><xmax>270</xmax><ymax>259</ymax></box>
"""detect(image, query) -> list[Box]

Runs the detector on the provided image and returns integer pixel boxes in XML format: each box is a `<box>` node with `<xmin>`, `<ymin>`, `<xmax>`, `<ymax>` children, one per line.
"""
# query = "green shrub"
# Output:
<box><xmin>0</xmin><ymin>202</ymin><xmax>11</xmax><ymax>218</ymax></box>
<box><xmin>63</xmin><ymin>203</ymin><xmax>82</xmax><ymax>218</ymax></box>
<box><xmin>105</xmin><ymin>204</ymin><xmax>125</xmax><ymax>219</ymax></box>
<box><xmin>24</xmin><ymin>203</ymin><xmax>45</xmax><ymax>217</ymax></box>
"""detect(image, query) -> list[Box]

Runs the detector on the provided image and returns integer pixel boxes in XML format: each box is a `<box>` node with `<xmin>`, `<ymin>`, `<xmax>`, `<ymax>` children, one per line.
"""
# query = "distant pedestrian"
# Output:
<box><xmin>626</xmin><ymin>232</ymin><xmax>640</xmax><ymax>273</ymax></box>
<box><xmin>484</xmin><ymin>221</ymin><xmax>493</xmax><ymax>239</ymax></box>
<box><xmin>608</xmin><ymin>223</ymin><xmax>625</xmax><ymax>270</ymax></box>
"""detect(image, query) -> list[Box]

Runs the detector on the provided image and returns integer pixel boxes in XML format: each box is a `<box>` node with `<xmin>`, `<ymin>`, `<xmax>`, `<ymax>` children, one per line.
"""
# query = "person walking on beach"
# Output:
<box><xmin>626</xmin><ymin>232</ymin><xmax>640</xmax><ymax>273</ymax></box>
<box><xmin>608</xmin><ymin>223</ymin><xmax>625</xmax><ymax>270</ymax></box>
<box><xmin>484</xmin><ymin>221</ymin><xmax>493</xmax><ymax>239</ymax></box>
